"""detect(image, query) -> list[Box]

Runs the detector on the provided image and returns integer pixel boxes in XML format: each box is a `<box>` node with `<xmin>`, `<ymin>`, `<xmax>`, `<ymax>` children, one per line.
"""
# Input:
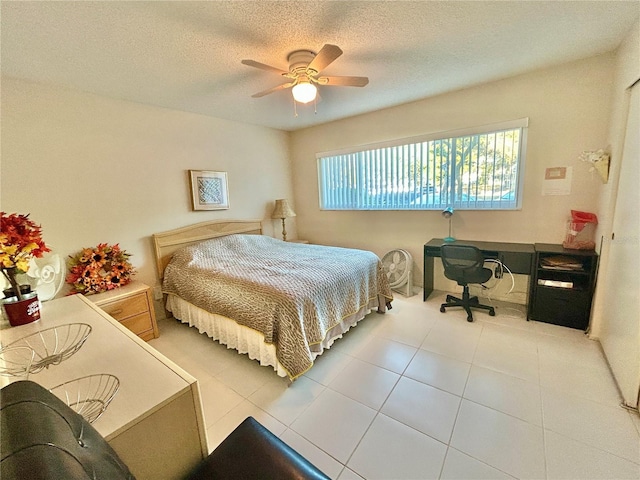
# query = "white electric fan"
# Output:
<box><xmin>381</xmin><ymin>249</ymin><xmax>414</xmax><ymax>297</ymax></box>
<box><xmin>24</xmin><ymin>252</ymin><xmax>66</xmax><ymax>301</ymax></box>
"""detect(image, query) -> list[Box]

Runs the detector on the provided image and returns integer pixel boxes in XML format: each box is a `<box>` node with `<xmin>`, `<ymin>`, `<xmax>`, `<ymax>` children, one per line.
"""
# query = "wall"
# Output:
<box><xmin>0</xmin><ymin>52</ymin><xmax>620</xmax><ymax>312</ymax></box>
<box><xmin>1</xmin><ymin>77</ymin><xmax>293</xmax><ymax>310</ymax></box>
<box><xmin>290</xmin><ymin>54</ymin><xmax>614</xmax><ymax>302</ymax></box>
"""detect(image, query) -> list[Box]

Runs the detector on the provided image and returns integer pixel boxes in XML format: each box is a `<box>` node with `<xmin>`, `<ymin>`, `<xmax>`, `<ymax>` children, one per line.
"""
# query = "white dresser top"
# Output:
<box><xmin>0</xmin><ymin>294</ymin><xmax>196</xmax><ymax>440</ymax></box>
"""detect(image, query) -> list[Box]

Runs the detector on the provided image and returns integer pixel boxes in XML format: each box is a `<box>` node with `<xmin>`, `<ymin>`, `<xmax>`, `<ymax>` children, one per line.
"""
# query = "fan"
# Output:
<box><xmin>382</xmin><ymin>249</ymin><xmax>415</xmax><ymax>297</ymax></box>
<box><xmin>242</xmin><ymin>44</ymin><xmax>369</xmax><ymax>103</ymax></box>
<box><xmin>24</xmin><ymin>253</ymin><xmax>66</xmax><ymax>301</ymax></box>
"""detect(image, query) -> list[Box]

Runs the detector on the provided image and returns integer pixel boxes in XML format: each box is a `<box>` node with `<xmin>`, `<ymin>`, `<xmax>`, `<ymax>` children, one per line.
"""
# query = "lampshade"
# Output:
<box><xmin>271</xmin><ymin>199</ymin><xmax>296</xmax><ymax>219</ymax></box>
<box><xmin>292</xmin><ymin>82</ymin><xmax>317</xmax><ymax>104</ymax></box>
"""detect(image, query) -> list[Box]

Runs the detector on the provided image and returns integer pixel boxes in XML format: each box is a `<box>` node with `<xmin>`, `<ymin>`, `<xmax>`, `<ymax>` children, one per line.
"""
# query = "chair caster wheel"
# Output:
<box><xmin>467</xmin><ymin>316</ymin><xmax>474</xmax><ymax>322</ymax></box>
<box><xmin>440</xmin><ymin>306</ymin><xmax>446</xmax><ymax>313</ymax></box>
<box><xmin>489</xmin><ymin>309</ymin><xmax>496</xmax><ymax>316</ymax></box>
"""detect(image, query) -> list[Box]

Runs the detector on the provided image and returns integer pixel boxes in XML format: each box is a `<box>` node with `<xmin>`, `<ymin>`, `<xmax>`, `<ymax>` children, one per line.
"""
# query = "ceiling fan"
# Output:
<box><xmin>241</xmin><ymin>44</ymin><xmax>369</xmax><ymax>104</ymax></box>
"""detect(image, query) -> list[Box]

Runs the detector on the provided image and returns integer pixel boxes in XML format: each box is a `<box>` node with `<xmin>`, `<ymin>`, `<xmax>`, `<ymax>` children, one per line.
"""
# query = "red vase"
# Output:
<box><xmin>3</xmin><ymin>293</ymin><xmax>40</xmax><ymax>326</ymax></box>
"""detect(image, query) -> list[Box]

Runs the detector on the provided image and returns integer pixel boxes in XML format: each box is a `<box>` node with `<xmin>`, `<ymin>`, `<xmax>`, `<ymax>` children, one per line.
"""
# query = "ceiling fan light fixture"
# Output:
<box><xmin>243</xmin><ymin>44</ymin><xmax>367</xmax><ymax>107</ymax></box>
<box><xmin>292</xmin><ymin>81</ymin><xmax>317</xmax><ymax>104</ymax></box>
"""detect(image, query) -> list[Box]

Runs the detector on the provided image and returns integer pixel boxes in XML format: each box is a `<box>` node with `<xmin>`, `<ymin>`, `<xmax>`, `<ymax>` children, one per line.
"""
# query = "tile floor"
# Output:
<box><xmin>149</xmin><ymin>291</ymin><xmax>640</xmax><ymax>479</ymax></box>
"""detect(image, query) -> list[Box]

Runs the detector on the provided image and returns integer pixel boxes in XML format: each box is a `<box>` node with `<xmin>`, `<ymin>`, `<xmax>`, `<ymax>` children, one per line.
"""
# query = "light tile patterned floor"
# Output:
<box><xmin>149</xmin><ymin>291</ymin><xmax>640</xmax><ymax>479</ymax></box>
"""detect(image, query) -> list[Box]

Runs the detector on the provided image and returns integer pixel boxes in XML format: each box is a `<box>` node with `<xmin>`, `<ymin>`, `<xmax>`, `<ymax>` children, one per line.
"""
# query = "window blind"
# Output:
<box><xmin>317</xmin><ymin>118</ymin><xmax>528</xmax><ymax>211</ymax></box>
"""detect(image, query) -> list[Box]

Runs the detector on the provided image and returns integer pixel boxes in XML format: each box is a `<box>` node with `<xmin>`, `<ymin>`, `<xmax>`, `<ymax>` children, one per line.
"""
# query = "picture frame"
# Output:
<box><xmin>189</xmin><ymin>170</ymin><xmax>230</xmax><ymax>211</ymax></box>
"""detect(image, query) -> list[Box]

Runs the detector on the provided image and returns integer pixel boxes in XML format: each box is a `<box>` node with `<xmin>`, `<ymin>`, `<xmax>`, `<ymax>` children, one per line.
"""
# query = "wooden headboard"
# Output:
<box><xmin>152</xmin><ymin>219</ymin><xmax>263</xmax><ymax>280</ymax></box>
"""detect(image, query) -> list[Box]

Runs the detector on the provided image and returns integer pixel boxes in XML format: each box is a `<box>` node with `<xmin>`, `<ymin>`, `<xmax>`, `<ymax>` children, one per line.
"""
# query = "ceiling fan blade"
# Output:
<box><xmin>307</xmin><ymin>44</ymin><xmax>343</xmax><ymax>73</ymax></box>
<box><xmin>251</xmin><ymin>82</ymin><xmax>295</xmax><ymax>98</ymax></box>
<box><xmin>317</xmin><ymin>75</ymin><xmax>369</xmax><ymax>87</ymax></box>
<box><xmin>241</xmin><ymin>59</ymin><xmax>289</xmax><ymax>76</ymax></box>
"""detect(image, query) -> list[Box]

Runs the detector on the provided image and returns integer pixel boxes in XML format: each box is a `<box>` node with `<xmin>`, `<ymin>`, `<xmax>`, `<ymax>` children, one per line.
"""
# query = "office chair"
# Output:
<box><xmin>439</xmin><ymin>244</ymin><xmax>496</xmax><ymax>322</ymax></box>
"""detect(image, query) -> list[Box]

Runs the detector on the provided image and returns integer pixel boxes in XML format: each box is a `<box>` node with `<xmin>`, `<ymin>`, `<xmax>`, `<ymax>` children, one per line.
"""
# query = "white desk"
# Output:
<box><xmin>0</xmin><ymin>294</ymin><xmax>208</xmax><ymax>480</ymax></box>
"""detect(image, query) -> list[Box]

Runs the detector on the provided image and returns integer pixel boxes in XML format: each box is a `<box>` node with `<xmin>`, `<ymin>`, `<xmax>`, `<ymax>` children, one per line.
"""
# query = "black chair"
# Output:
<box><xmin>439</xmin><ymin>244</ymin><xmax>496</xmax><ymax>322</ymax></box>
<box><xmin>1</xmin><ymin>380</ymin><xmax>330</xmax><ymax>480</ymax></box>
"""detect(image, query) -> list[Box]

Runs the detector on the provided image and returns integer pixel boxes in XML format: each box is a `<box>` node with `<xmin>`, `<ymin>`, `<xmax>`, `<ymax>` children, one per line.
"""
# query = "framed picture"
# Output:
<box><xmin>189</xmin><ymin>170</ymin><xmax>230</xmax><ymax>210</ymax></box>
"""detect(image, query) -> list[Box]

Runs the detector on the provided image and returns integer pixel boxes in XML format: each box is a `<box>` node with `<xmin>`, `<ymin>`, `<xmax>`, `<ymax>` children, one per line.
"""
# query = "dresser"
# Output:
<box><xmin>0</xmin><ymin>295</ymin><xmax>208</xmax><ymax>480</ymax></box>
<box><xmin>89</xmin><ymin>281</ymin><xmax>159</xmax><ymax>341</ymax></box>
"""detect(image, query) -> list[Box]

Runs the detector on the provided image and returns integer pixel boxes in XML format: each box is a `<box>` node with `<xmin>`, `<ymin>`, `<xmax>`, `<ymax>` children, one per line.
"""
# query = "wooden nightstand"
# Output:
<box><xmin>89</xmin><ymin>281</ymin><xmax>159</xmax><ymax>341</ymax></box>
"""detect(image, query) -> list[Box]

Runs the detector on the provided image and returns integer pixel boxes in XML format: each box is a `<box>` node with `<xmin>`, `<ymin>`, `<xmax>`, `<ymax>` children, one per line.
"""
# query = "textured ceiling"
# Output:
<box><xmin>2</xmin><ymin>1</ymin><xmax>638</xmax><ymax>131</ymax></box>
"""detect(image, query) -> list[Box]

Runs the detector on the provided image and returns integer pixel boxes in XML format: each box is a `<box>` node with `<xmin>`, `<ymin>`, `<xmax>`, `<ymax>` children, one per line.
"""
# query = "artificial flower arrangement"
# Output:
<box><xmin>66</xmin><ymin>243</ymin><xmax>135</xmax><ymax>295</ymax></box>
<box><xmin>0</xmin><ymin>212</ymin><xmax>50</xmax><ymax>301</ymax></box>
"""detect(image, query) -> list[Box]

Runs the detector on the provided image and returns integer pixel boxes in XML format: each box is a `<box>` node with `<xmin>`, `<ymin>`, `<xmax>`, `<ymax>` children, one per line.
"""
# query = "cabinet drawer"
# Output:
<box><xmin>120</xmin><ymin>312</ymin><xmax>153</xmax><ymax>336</ymax></box>
<box><xmin>531</xmin><ymin>287</ymin><xmax>590</xmax><ymax>330</ymax></box>
<box><xmin>100</xmin><ymin>293</ymin><xmax>148</xmax><ymax>321</ymax></box>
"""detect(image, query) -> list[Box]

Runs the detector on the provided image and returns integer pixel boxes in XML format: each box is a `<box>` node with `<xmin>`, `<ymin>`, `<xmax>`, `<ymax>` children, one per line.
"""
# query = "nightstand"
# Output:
<box><xmin>289</xmin><ymin>240</ymin><xmax>309</xmax><ymax>244</ymax></box>
<box><xmin>89</xmin><ymin>281</ymin><xmax>159</xmax><ymax>341</ymax></box>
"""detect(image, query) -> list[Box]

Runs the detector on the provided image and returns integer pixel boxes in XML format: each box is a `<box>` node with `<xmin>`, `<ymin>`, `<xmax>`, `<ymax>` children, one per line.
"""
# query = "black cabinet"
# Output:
<box><xmin>528</xmin><ymin>244</ymin><xmax>598</xmax><ymax>330</ymax></box>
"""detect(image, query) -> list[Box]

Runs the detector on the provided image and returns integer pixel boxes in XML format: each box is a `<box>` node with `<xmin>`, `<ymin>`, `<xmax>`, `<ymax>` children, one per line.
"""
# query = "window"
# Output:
<box><xmin>317</xmin><ymin>118</ymin><xmax>528</xmax><ymax>210</ymax></box>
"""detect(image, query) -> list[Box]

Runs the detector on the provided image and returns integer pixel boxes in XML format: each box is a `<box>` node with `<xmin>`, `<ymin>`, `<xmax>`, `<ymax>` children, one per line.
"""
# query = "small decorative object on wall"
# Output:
<box><xmin>542</xmin><ymin>166</ymin><xmax>572</xmax><ymax>195</ymax></box>
<box><xmin>0</xmin><ymin>212</ymin><xmax>50</xmax><ymax>326</ymax></box>
<box><xmin>579</xmin><ymin>149</ymin><xmax>610</xmax><ymax>183</ymax></box>
<box><xmin>189</xmin><ymin>170</ymin><xmax>230</xmax><ymax>211</ymax></box>
<box><xmin>66</xmin><ymin>243</ymin><xmax>135</xmax><ymax>295</ymax></box>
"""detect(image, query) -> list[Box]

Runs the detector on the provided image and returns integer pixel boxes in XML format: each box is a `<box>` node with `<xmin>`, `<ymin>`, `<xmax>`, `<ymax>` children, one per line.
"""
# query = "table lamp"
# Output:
<box><xmin>271</xmin><ymin>199</ymin><xmax>296</xmax><ymax>241</ymax></box>
<box><xmin>442</xmin><ymin>207</ymin><xmax>455</xmax><ymax>242</ymax></box>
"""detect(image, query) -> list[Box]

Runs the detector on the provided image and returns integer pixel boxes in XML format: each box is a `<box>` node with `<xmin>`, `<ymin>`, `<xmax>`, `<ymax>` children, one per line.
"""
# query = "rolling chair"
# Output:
<box><xmin>439</xmin><ymin>244</ymin><xmax>496</xmax><ymax>322</ymax></box>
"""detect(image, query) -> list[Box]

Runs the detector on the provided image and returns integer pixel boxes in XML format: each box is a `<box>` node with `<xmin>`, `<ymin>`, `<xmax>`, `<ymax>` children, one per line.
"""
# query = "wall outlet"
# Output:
<box><xmin>494</xmin><ymin>264</ymin><xmax>503</xmax><ymax>279</ymax></box>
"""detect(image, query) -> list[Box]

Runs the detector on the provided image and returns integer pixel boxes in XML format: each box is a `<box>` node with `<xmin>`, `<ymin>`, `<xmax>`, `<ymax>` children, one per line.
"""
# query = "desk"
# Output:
<box><xmin>423</xmin><ymin>238</ymin><xmax>536</xmax><ymax>301</ymax></box>
<box><xmin>1</xmin><ymin>295</ymin><xmax>208</xmax><ymax>479</ymax></box>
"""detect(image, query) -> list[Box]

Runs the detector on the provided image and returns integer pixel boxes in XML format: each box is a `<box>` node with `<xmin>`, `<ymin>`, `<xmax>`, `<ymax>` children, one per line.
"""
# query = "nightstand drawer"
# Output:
<box><xmin>120</xmin><ymin>312</ymin><xmax>154</xmax><ymax>336</ymax></box>
<box><xmin>100</xmin><ymin>292</ymin><xmax>148</xmax><ymax>321</ymax></box>
<box><xmin>89</xmin><ymin>281</ymin><xmax>159</xmax><ymax>341</ymax></box>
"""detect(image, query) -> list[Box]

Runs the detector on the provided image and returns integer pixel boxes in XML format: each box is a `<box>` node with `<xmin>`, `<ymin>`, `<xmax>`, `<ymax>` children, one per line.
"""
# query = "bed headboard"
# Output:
<box><xmin>152</xmin><ymin>219</ymin><xmax>263</xmax><ymax>280</ymax></box>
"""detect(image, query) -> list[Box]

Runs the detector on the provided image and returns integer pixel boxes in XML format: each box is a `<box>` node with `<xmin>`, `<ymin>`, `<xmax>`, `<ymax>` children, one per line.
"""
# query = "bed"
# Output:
<box><xmin>153</xmin><ymin>220</ymin><xmax>393</xmax><ymax>380</ymax></box>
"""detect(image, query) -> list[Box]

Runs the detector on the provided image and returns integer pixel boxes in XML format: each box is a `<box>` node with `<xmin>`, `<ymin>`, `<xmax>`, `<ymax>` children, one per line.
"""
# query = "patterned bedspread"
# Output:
<box><xmin>162</xmin><ymin>235</ymin><xmax>393</xmax><ymax>379</ymax></box>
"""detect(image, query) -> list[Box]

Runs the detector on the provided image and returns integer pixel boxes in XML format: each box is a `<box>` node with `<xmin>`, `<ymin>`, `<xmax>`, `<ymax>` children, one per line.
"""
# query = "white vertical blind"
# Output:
<box><xmin>317</xmin><ymin>119</ymin><xmax>527</xmax><ymax>210</ymax></box>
